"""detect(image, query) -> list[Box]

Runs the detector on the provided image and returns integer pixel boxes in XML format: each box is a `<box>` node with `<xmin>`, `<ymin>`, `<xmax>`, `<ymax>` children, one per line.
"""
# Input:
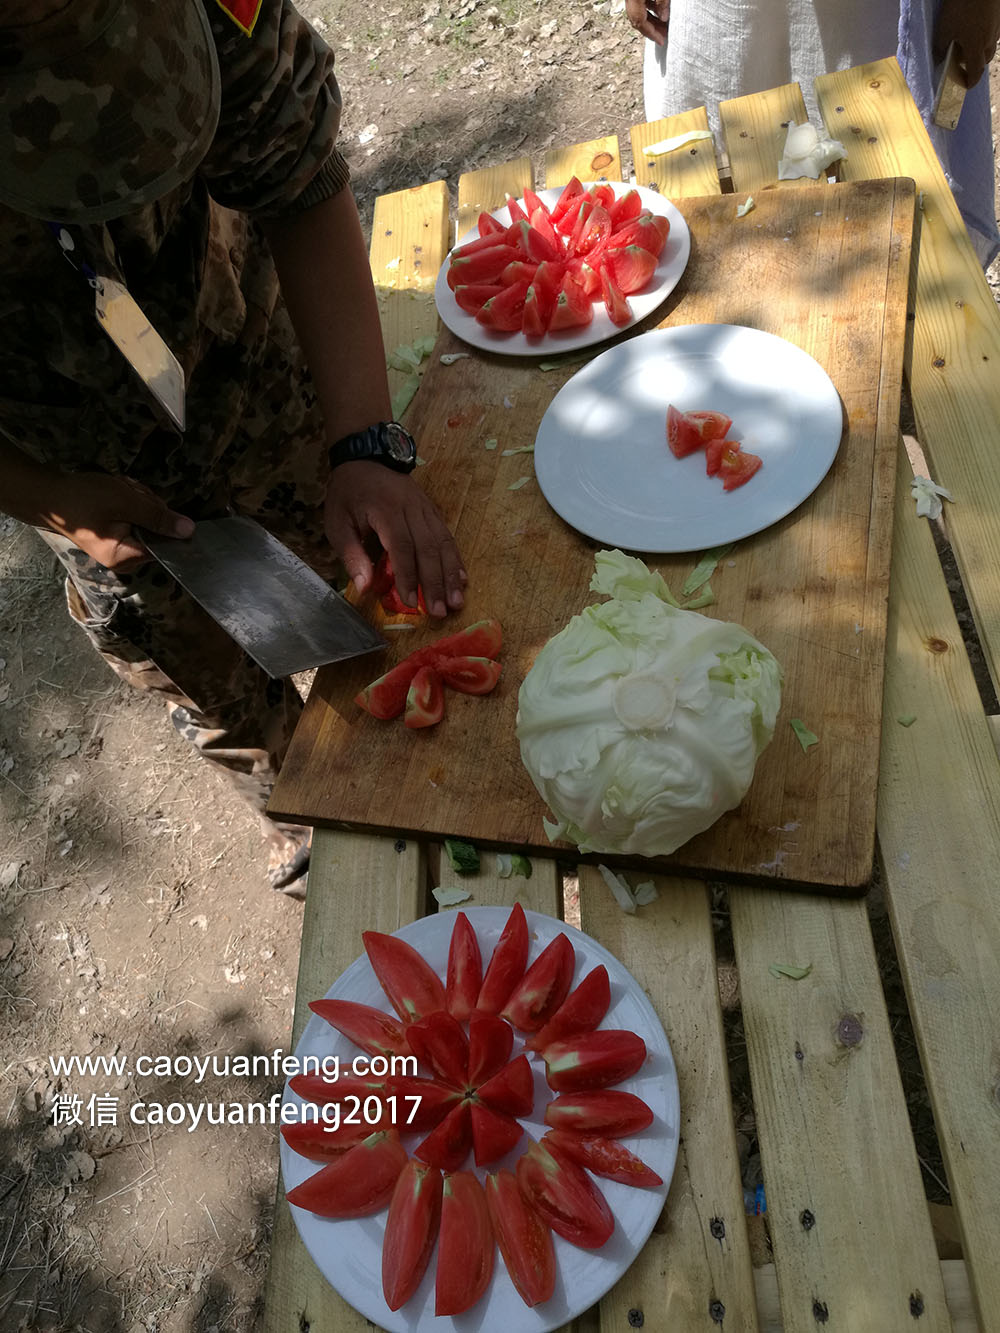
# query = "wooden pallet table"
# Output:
<box><xmin>263</xmin><ymin>59</ymin><xmax>1000</xmax><ymax>1333</ymax></box>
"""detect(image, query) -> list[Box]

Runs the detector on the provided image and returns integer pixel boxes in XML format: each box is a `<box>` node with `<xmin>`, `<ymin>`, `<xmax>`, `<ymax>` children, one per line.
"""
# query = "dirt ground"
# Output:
<box><xmin>1</xmin><ymin>6</ymin><xmax>998</xmax><ymax>1329</ymax></box>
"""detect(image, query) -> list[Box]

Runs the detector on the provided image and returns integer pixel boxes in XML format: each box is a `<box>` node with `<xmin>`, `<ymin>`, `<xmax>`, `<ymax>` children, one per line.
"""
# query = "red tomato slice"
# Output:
<box><xmin>719</xmin><ymin>444</ymin><xmax>763</xmax><ymax>490</ymax></box>
<box><xmin>529</xmin><ymin>206</ymin><xmax>560</xmax><ymax>254</ymax></box>
<box><xmin>531</xmin><ymin>258</ymin><xmax>565</xmax><ymax>304</ymax></box>
<box><xmin>446</xmin><ymin>910</ymin><xmax>483</xmax><ymax>1023</ymax></box>
<box><xmin>415</xmin><ymin>1099</ymin><xmax>472</xmax><ymax>1172</ymax></box>
<box><xmin>527</xmin><ymin>964</ymin><xmax>611</xmax><ymax>1052</ymax></box>
<box><xmin>522</xmin><ymin>283</ymin><xmax>551</xmax><ymax>339</ymax></box>
<box><xmin>550</xmin><ymin>175</ymin><xmax>584</xmax><ymax>225</ymax></box>
<box><xmin>485</xmin><ymin>1169</ymin><xmax>556</xmax><ymax>1308</ymax></box>
<box><xmin>453</xmin><ymin>231</ymin><xmax>516</xmax><ymax>260</ymax></box>
<box><xmin>501</xmin><ymin>932</ymin><xmax>575</xmax><ymax>1032</ymax></box>
<box><xmin>609</xmin><ymin>212</ymin><xmax>670</xmax><ymax>256</ymax></box>
<box><xmin>355</xmin><ymin>659</ymin><xmax>422</xmax><ymax>720</ymax></box>
<box><xmin>404</xmin><ymin>665</ymin><xmax>444</xmax><ymax>729</ymax></box>
<box><xmin>426</xmin><ymin>618</ymin><xmax>502</xmax><ymax>662</ymax></box>
<box><xmin>382</xmin><ymin>1160</ymin><xmax>444</xmax><ymax>1311</ymax></box>
<box><xmin>686</xmin><ymin>409</ymin><xmax>733</xmax><ymax>442</ymax></box>
<box><xmin>381</xmin><ymin>1075</ymin><xmax>463</xmax><ymax>1132</ymax></box>
<box><xmin>435</xmin><ymin>1171</ymin><xmax>495</xmax><ymax>1317</ymax></box>
<box><xmin>705</xmin><ymin>436</ymin><xmax>728</xmax><ymax>475</ymax></box>
<box><xmin>549</xmin><ymin>271</ymin><xmax>594</xmax><ymax>331</ymax></box>
<box><xmin>281</xmin><ymin>1114</ymin><xmax>389</xmax><ymax>1162</ymax></box>
<box><xmin>543</xmin><ymin>1089</ymin><xmax>654</xmax><ymax>1137</ymax></box>
<box><xmin>603</xmin><ymin>243</ymin><xmax>657</xmax><ymax>294</ymax></box>
<box><xmin>587</xmin><ymin>182</ymin><xmax>616</xmax><ymax>211</ymax></box>
<box><xmin>515</xmin><ymin>1138</ymin><xmax>614</xmax><ymax>1249</ymax></box>
<box><xmin>608</xmin><ymin>187</ymin><xmax>643</xmax><ymax>230</ymax></box>
<box><xmin>406</xmin><ymin>1009</ymin><xmax>470</xmax><ymax>1089</ymax></box>
<box><xmin>475</xmin><ymin>1054</ymin><xmax>534</xmax><ymax>1117</ymax></box>
<box><xmin>543</xmin><ymin>1029</ymin><xmax>647</xmax><ymax>1093</ymax></box>
<box><xmin>500</xmin><ymin>259</ymin><xmax>539</xmax><ymax>287</ymax></box>
<box><xmin>362</xmin><ymin>931</ymin><xmax>447</xmax><ymax>1023</ymax></box>
<box><xmin>308</xmin><ymin>999</ymin><xmax>410</xmax><ymax>1059</ymax></box>
<box><xmin>572</xmin><ymin>203</ymin><xmax>612</xmax><ymax>258</ymax></box>
<box><xmin>477</xmin><ymin>901</ymin><xmax>530</xmax><ymax>1013</ymax></box>
<box><xmin>447</xmin><ymin>245</ymin><xmax>519</xmax><ymax>289</ymax></box>
<box><xmin>470</xmin><ymin>1101</ymin><xmax>523</xmax><ymax>1166</ymax></box>
<box><xmin>436</xmin><ymin>656</ymin><xmax>502</xmax><ymax>694</ymax></box>
<box><xmin>523</xmin><ymin>186</ymin><xmax>547</xmax><ymax>218</ymax></box>
<box><xmin>565</xmin><ymin>255</ymin><xmax>602</xmax><ymax>299</ymax></box>
<box><xmin>287</xmin><ymin>1072</ymin><xmax>387</xmax><ymax>1107</ymax></box>
<box><xmin>477</xmin><ymin>210</ymin><xmax>506</xmax><ymax>237</ymax></box>
<box><xmin>371</xmin><ymin>551</ymin><xmax>426</xmax><ymax>614</ymax></box>
<box><xmin>476</xmin><ymin>279</ymin><xmax>530</xmax><ymax>332</ymax></box>
<box><xmin>285</xmin><ymin>1129</ymin><xmax>407</xmax><ymax>1218</ymax></box>
<box><xmin>467</xmin><ymin>1011</ymin><xmax>514</xmax><ymax>1085</ymax></box>
<box><xmin>564</xmin><ymin>197</ymin><xmax>593</xmax><ymax>251</ymax></box>
<box><xmin>545</xmin><ymin>1129</ymin><xmax>663</xmax><ymax>1187</ymax></box>
<box><xmin>524</xmin><ymin>222</ymin><xmax>561</xmax><ymax>264</ymax></box>
<box><xmin>454</xmin><ymin>282</ymin><xmax>507</xmax><ymax>315</ymax></box>
<box><xmin>505</xmin><ymin>192</ymin><xmax>528</xmax><ymax>224</ymax></box>
<box><xmin>600</xmin><ymin>265</ymin><xmax>632</xmax><ymax>327</ymax></box>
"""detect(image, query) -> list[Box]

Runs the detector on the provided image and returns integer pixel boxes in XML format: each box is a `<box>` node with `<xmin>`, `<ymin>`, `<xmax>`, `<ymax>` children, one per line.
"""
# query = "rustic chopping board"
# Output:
<box><xmin>269</xmin><ymin>179</ymin><xmax>914</xmax><ymax>894</ymax></box>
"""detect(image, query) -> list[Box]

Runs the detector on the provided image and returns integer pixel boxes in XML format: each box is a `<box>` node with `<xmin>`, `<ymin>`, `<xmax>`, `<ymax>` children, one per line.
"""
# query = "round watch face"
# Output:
<box><xmin>384</xmin><ymin>422</ymin><xmax>416</xmax><ymax>463</ymax></box>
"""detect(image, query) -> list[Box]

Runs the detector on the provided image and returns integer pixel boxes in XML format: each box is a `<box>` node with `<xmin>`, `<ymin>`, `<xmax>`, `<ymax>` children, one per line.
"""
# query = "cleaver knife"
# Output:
<box><xmin>141</xmin><ymin>514</ymin><xmax>385</xmax><ymax>678</ymax></box>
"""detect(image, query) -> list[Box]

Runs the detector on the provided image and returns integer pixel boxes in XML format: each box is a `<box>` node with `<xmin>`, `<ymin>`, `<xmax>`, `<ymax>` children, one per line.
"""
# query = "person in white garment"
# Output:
<box><xmin>628</xmin><ymin>0</ymin><xmax>1000</xmax><ymax>265</ymax></box>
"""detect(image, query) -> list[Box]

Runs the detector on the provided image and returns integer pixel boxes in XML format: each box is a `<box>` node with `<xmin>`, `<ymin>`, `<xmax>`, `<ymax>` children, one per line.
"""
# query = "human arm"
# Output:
<box><xmin>933</xmin><ymin>0</ymin><xmax>1000</xmax><ymax>88</ymax></box>
<box><xmin>0</xmin><ymin>437</ymin><xmax>194</xmax><ymax>570</ymax></box>
<box><xmin>261</xmin><ymin>187</ymin><xmax>466</xmax><ymax>619</ymax></box>
<box><xmin>625</xmin><ymin>0</ymin><xmax>670</xmax><ymax>45</ymax></box>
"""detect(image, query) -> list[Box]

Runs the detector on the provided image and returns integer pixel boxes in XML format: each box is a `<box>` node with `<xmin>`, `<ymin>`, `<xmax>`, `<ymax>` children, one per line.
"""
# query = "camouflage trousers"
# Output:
<box><xmin>37</xmin><ymin>343</ymin><xmax>344</xmax><ymax>819</ymax></box>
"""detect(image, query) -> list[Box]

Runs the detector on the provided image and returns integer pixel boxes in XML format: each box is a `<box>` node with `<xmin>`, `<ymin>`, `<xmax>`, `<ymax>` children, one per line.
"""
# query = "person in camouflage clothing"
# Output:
<box><xmin>0</xmin><ymin>0</ymin><xmax>467</xmax><ymax>893</ymax></box>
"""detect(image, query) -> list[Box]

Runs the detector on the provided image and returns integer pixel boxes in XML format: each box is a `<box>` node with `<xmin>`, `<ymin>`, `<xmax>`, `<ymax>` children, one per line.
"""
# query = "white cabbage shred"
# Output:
<box><xmin>516</xmin><ymin>549</ymin><xmax>782</xmax><ymax>858</ymax></box>
<box><xmin>778</xmin><ymin>122</ymin><xmax>846</xmax><ymax>180</ymax></box>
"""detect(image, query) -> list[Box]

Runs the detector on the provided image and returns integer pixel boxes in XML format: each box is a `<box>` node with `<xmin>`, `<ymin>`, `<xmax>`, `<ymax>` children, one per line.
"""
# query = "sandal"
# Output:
<box><xmin>267</xmin><ymin>827</ymin><xmax>312</xmax><ymax>896</ymax></box>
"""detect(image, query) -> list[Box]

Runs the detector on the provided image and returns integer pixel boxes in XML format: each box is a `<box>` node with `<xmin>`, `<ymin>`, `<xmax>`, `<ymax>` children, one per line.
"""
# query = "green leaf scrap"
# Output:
<box><xmin>682</xmin><ymin>545</ymin><xmax>733</xmax><ymax>598</ymax></box>
<box><xmin>444</xmin><ymin>839</ymin><xmax>480</xmax><ymax>875</ymax></box>
<box><xmin>768</xmin><ymin>962</ymin><xmax>812</xmax><ymax>980</ymax></box>
<box><xmin>897</xmin><ymin>714</ymin><xmax>917</xmax><ymax>727</ymax></box>
<box><xmin>790</xmin><ymin>718</ymin><xmax>819</xmax><ymax>752</ymax></box>
<box><xmin>432</xmin><ymin>886</ymin><xmax>473</xmax><ymax>906</ymax></box>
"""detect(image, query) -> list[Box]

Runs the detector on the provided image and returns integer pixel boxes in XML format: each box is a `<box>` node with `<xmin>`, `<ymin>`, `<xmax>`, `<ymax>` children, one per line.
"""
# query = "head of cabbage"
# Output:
<box><xmin>516</xmin><ymin>550</ymin><xmax>782</xmax><ymax>857</ymax></box>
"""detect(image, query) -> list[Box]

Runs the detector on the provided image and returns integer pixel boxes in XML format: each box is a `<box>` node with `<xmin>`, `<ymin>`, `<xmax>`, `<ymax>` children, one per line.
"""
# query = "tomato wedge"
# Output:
<box><xmin>668</xmin><ymin>404</ymin><xmax>733</xmax><ymax>459</ymax></box>
<box><xmin>362</xmin><ymin>931</ymin><xmax>447</xmax><ymax>1024</ymax></box>
<box><xmin>608</xmin><ymin>187</ymin><xmax>643</xmax><ymax>230</ymax></box>
<box><xmin>603</xmin><ymin>243</ymin><xmax>657</xmax><ymax>295</ymax></box>
<box><xmin>285</xmin><ymin>1129</ymin><xmax>407</xmax><ymax>1218</ymax></box>
<box><xmin>287</xmin><ymin>1071</ymin><xmax>386</xmax><ymax>1107</ymax></box>
<box><xmin>550</xmin><ymin>175</ymin><xmax>584</xmax><ymax>226</ymax></box>
<box><xmin>477</xmin><ymin>210</ymin><xmax>506</xmax><ymax>237</ymax></box>
<box><xmin>600</xmin><ymin>265</ymin><xmax>631</xmax><ymax>327</ymax></box>
<box><xmin>719</xmin><ymin>443</ymin><xmax>763</xmax><ymax>490</ymax></box>
<box><xmin>454</xmin><ymin>282</ymin><xmax>507</xmax><ymax>315</ymax></box>
<box><xmin>355</xmin><ymin>659</ymin><xmax>422</xmax><ymax>720</ymax></box>
<box><xmin>447</xmin><ymin>244</ymin><xmax>519</xmax><ymax>289</ymax></box>
<box><xmin>543</xmin><ymin>1089</ymin><xmax>654</xmax><ymax>1137</ymax></box>
<box><xmin>281</xmin><ymin>1114</ymin><xmax>389</xmax><ymax>1162</ymax></box>
<box><xmin>485</xmin><ymin>1169</ymin><xmax>556</xmax><ymax>1308</ymax></box>
<box><xmin>476</xmin><ymin>279</ymin><xmax>531</xmax><ymax>332</ymax></box>
<box><xmin>515</xmin><ymin>1137</ymin><xmax>614</xmax><ymax>1249</ymax></box>
<box><xmin>477</xmin><ymin>901</ymin><xmax>530</xmax><ymax>1013</ymax></box>
<box><xmin>470</xmin><ymin>1101</ymin><xmax>523</xmax><ymax>1166</ymax></box>
<box><xmin>505</xmin><ymin>192</ymin><xmax>528</xmax><ymax>225</ymax></box>
<box><xmin>436</xmin><ymin>656</ymin><xmax>502</xmax><ymax>694</ymax></box>
<box><xmin>543</xmin><ymin>1029</ymin><xmax>647</xmax><ymax>1092</ymax></box>
<box><xmin>406</xmin><ymin>1009</ymin><xmax>470</xmax><ymax>1089</ymax></box>
<box><xmin>435</xmin><ymin>1171</ymin><xmax>495</xmax><ymax>1316</ymax></box>
<box><xmin>549</xmin><ymin>271</ymin><xmax>594</xmax><ymax>331</ymax></box>
<box><xmin>467</xmin><ymin>1011</ymin><xmax>514</xmax><ymax>1085</ymax></box>
<box><xmin>415</xmin><ymin>1099</ymin><xmax>472</xmax><ymax>1172</ymax></box>
<box><xmin>545</xmin><ymin>1129</ymin><xmax>662</xmax><ymax>1187</ymax></box>
<box><xmin>475</xmin><ymin>1054</ymin><xmax>534</xmax><ymax>1117</ymax></box>
<box><xmin>382</xmin><ymin>1160</ymin><xmax>444</xmax><ymax>1311</ymax></box>
<box><xmin>501</xmin><ymin>932</ymin><xmax>575</xmax><ymax>1032</ymax></box>
<box><xmin>426</xmin><ymin>617</ymin><xmax>502</xmax><ymax>662</ymax></box>
<box><xmin>404</xmin><ymin>665</ymin><xmax>444</xmax><ymax>729</ymax></box>
<box><xmin>446</xmin><ymin>911</ymin><xmax>483</xmax><ymax>1022</ymax></box>
<box><xmin>527</xmin><ymin>964</ymin><xmax>611</xmax><ymax>1052</ymax></box>
<box><xmin>523</xmin><ymin>186</ymin><xmax>547</xmax><ymax>218</ymax></box>
<box><xmin>308</xmin><ymin>999</ymin><xmax>410</xmax><ymax>1059</ymax></box>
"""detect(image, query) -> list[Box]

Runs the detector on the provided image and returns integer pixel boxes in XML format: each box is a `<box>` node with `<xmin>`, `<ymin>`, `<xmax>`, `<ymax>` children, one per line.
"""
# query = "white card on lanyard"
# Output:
<box><xmin>94</xmin><ymin>277</ymin><xmax>186</xmax><ymax>432</ymax></box>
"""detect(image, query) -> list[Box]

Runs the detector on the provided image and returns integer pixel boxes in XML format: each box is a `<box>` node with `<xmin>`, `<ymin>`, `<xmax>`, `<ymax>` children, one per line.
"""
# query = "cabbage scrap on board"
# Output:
<box><xmin>516</xmin><ymin>550</ymin><xmax>783</xmax><ymax>857</ymax></box>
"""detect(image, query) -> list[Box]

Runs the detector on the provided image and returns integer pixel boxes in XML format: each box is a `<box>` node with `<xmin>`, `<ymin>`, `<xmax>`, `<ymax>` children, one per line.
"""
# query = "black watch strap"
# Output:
<box><xmin>328</xmin><ymin>421</ymin><xmax>417</xmax><ymax>474</ymax></box>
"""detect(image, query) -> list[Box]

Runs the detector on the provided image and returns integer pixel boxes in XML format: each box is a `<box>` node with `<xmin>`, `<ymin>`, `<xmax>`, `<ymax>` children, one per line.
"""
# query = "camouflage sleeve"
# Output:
<box><xmin>199</xmin><ymin>0</ymin><xmax>350</xmax><ymax>218</ymax></box>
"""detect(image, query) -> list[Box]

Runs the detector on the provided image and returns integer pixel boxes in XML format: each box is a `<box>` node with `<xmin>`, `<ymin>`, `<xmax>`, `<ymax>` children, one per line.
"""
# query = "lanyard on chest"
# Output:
<box><xmin>47</xmin><ymin>221</ymin><xmax>187</xmax><ymax>433</ymax></box>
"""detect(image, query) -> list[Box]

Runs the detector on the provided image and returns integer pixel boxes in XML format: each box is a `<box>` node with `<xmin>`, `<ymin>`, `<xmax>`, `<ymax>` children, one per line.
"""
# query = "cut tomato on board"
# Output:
<box><xmin>527</xmin><ymin>964</ymin><xmax>611</xmax><ymax>1052</ymax></box>
<box><xmin>362</xmin><ymin>931</ymin><xmax>447</xmax><ymax>1024</ymax></box>
<box><xmin>501</xmin><ymin>931</ymin><xmax>576</xmax><ymax>1032</ymax></box>
<box><xmin>285</xmin><ymin>1129</ymin><xmax>407</xmax><ymax>1218</ymax></box>
<box><xmin>470</xmin><ymin>1101</ymin><xmax>524</xmax><ymax>1166</ymax></box>
<box><xmin>355</xmin><ymin>659</ymin><xmax>422</xmax><ymax>720</ymax></box>
<box><xmin>382</xmin><ymin>1160</ymin><xmax>444</xmax><ymax>1312</ymax></box>
<box><xmin>477</xmin><ymin>901</ymin><xmax>530</xmax><ymax>1014</ymax></box>
<box><xmin>543</xmin><ymin>1089</ymin><xmax>654</xmax><ymax>1137</ymax></box>
<box><xmin>308</xmin><ymin>999</ymin><xmax>411</xmax><ymax>1059</ymax></box>
<box><xmin>467</xmin><ymin>1010</ymin><xmax>514</xmax><ymax>1086</ymax></box>
<box><xmin>446</xmin><ymin>911</ymin><xmax>483</xmax><ymax>1022</ymax></box>
<box><xmin>427</xmin><ymin>617</ymin><xmax>503</xmax><ymax>663</ymax></box>
<box><xmin>404</xmin><ymin>665</ymin><xmax>445</xmax><ymax>729</ymax></box>
<box><xmin>475</xmin><ymin>1054</ymin><xmax>534</xmax><ymax>1118</ymax></box>
<box><xmin>436</xmin><ymin>656</ymin><xmax>503</xmax><ymax>695</ymax></box>
<box><xmin>543</xmin><ymin>1029</ymin><xmax>648</xmax><ymax>1093</ymax></box>
<box><xmin>485</xmin><ymin>1169</ymin><xmax>557</xmax><ymax>1308</ymax></box>
<box><xmin>544</xmin><ymin>1129</ymin><xmax>663</xmax><ymax>1187</ymax></box>
<box><xmin>435</xmin><ymin>1171</ymin><xmax>496</xmax><ymax>1316</ymax></box>
<box><xmin>515</xmin><ymin>1137</ymin><xmax>614</xmax><ymax>1249</ymax></box>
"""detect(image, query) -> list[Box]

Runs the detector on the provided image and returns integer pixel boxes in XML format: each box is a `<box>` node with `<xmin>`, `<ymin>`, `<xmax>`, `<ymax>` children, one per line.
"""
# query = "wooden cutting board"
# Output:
<box><xmin>269</xmin><ymin>179</ymin><xmax>915</xmax><ymax>894</ymax></box>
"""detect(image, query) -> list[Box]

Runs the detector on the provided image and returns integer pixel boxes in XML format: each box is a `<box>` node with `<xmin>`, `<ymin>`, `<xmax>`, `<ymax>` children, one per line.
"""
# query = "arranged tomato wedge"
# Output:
<box><xmin>588</xmin><ymin>182</ymin><xmax>616</xmax><ymax>211</ymax></box>
<box><xmin>500</xmin><ymin>258</ymin><xmax>539</xmax><ymax>287</ymax></box>
<box><xmin>381</xmin><ymin>1075</ymin><xmax>464</xmax><ymax>1132</ymax></box>
<box><xmin>415</xmin><ymin>1099</ymin><xmax>473</xmax><ymax>1172</ymax></box>
<box><xmin>477</xmin><ymin>901</ymin><xmax>530</xmax><ymax>1013</ymax></box>
<box><xmin>544</xmin><ymin>1129</ymin><xmax>663</xmax><ymax>1187</ymax></box>
<box><xmin>475</xmin><ymin>1054</ymin><xmax>534</xmax><ymax>1117</ymax></box>
<box><xmin>406</xmin><ymin>1009</ymin><xmax>470</xmax><ymax>1089</ymax></box>
<box><xmin>543</xmin><ymin>1089</ymin><xmax>654</xmax><ymax>1137</ymax></box>
<box><xmin>287</xmin><ymin>1071</ymin><xmax>387</xmax><ymax>1107</ymax></box>
<box><xmin>603</xmin><ymin>243</ymin><xmax>657</xmax><ymax>295</ymax></box>
<box><xmin>476</xmin><ymin>279</ymin><xmax>531</xmax><ymax>332</ymax></box>
<box><xmin>549</xmin><ymin>271</ymin><xmax>594</xmax><ymax>331</ymax></box>
<box><xmin>523</xmin><ymin>186</ymin><xmax>547</xmax><ymax>218</ymax></box>
<box><xmin>501</xmin><ymin>932</ymin><xmax>575</xmax><ymax>1032</ymax></box>
<box><xmin>543</xmin><ymin>1029</ymin><xmax>647</xmax><ymax>1093</ymax></box>
<box><xmin>285</xmin><ymin>1129</ymin><xmax>407</xmax><ymax>1218</ymax></box>
<box><xmin>527</xmin><ymin>964</ymin><xmax>611</xmax><ymax>1052</ymax></box>
<box><xmin>446</xmin><ymin>911</ymin><xmax>483</xmax><ymax>1022</ymax></box>
<box><xmin>447</xmin><ymin>244</ymin><xmax>519</xmax><ymax>289</ymax></box>
<box><xmin>572</xmin><ymin>203</ymin><xmax>611</xmax><ymax>258</ymax></box>
<box><xmin>281</xmin><ymin>1114</ymin><xmax>391</xmax><ymax>1162</ymax></box>
<box><xmin>454</xmin><ymin>281</ymin><xmax>507</xmax><ymax>315</ymax></box>
<box><xmin>505</xmin><ymin>192</ymin><xmax>528</xmax><ymax>224</ymax></box>
<box><xmin>467</xmin><ymin>1010</ymin><xmax>514</xmax><ymax>1086</ymax></box>
<box><xmin>600</xmin><ymin>265</ymin><xmax>631</xmax><ymax>327</ymax></box>
<box><xmin>454</xmin><ymin>230</ymin><xmax>518</xmax><ymax>261</ymax></box>
<box><xmin>529</xmin><ymin>206</ymin><xmax>560</xmax><ymax>254</ymax></box>
<box><xmin>485</xmin><ymin>1169</ymin><xmax>556</xmax><ymax>1308</ymax></box>
<box><xmin>609</xmin><ymin>211</ymin><xmax>670</xmax><ymax>256</ymax></box>
<box><xmin>608</xmin><ymin>187</ymin><xmax>643</xmax><ymax>230</ymax></box>
<box><xmin>404</xmin><ymin>665</ymin><xmax>444</xmax><ymax>729</ymax></box>
<box><xmin>435</xmin><ymin>1171</ymin><xmax>495</xmax><ymax>1316</ymax></box>
<box><xmin>470</xmin><ymin>1101</ymin><xmax>524</xmax><ymax>1166</ymax></box>
<box><xmin>362</xmin><ymin>930</ymin><xmax>447</xmax><ymax>1024</ymax></box>
<box><xmin>308</xmin><ymin>999</ymin><xmax>410</xmax><ymax>1059</ymax></box>
<box><xmin>382</xmin><ymin>1160</ymin><xmax>444</xmax><ymax>1312</ymax></box>
<box><xmin>477</xmin><ymin>210</ymin><xmax>506</xmax><ymax>237</ymax></box>
<box><xmin>436</xmin><ymin>656</ymin><xmax>502</xmax><ymax>694</ymax></box>
<box><xmin>515</xmin><ymin>1137</ymin><xmax>614</xmax><ymax>1249</ymax></box>
<box><xmin>719</xmin><ymin>443</ymin><xmax>763</xmax><ymax>490</ymax></box>
<box><xmin>550</xmin><ymin>176</ymin><xmax>584</xmax><ymax>226</ymax></box>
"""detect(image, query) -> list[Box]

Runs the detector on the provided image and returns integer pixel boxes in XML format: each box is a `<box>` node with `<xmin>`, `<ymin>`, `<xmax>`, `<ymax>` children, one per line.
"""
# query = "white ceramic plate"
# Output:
<box><xmin>533</xmin><ymin>323</ymin><xmax>845</xmax><ymax>552</ymax></box>
<box><xmin>280</xmin><ymin>907</ymin><xmax>679</xmax><ymax>1333</ymax></box>
<box><xmin>434</xmin><ymin>183</ymin><xmax>691</xmax><ymax>356</ymax></box>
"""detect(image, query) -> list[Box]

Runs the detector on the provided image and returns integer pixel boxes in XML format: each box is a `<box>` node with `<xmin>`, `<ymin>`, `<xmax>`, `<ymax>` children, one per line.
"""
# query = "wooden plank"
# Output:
<box><xmin>270</xmin><ymin>181</ymin><xmax>914</xmax><ymax>895</ymax></box>
<box><xmin>728</xmin><ymin>886</ymin><xmax>950</xmax><ymax>1330</ymax></box>
<box><xmin>544</xmin><ymin>136</ymin><xmax>622</xmax><ymax>187</ymax></box>
<box><xmin>754</xmin><ymin>1260</ymin><xmax>978</xmax><ymax>1332</ymax></box>
<box><xmin>875</xmin><ymin>444</ymin><xmax>1000</xmax><ymax>1328</ymax></box>
<box><xmin>720</xmin><ymin>84</ymin><xmax>821</xmax><ymax>192</ymax></box>
<box><xmin>262</xmin><ymin>831</ymin><xmax>426</xmax><ymax>1333</ymax></box>
<box><xmin>815</xmin><ymin>58</ymin><xmax>1000</xmax><ymax>695</ymax></box>
<box><xmin>456</xmin><ymin>156</ymin><xmax>533</xmax><ymax>237</ymax></box>
<box><xmin>631</xmin><ymin>108</ymin><xmax>721</xmax><ymax>198</ymax></box>
<box><xmin>427</xmin><ymin>845</ymin><xmax>562</xmax><ymax>916</ymax></box>
<box><xmin>369</xmin><ymin>181</ymin><xmax>450</xmax><ymax>417</ymax></box>
<box><xmin>578</xmin><ymin>870</ymin><xmax>761</xmax><ymax>1330</ymax></box>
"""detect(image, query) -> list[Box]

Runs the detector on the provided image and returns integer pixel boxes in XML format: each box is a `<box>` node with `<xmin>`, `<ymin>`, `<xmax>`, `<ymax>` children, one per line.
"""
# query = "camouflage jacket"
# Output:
<box><xmin>0</xmin><ymin>0</ymin><xmax>349</xmax><ymax>501</ymax></box>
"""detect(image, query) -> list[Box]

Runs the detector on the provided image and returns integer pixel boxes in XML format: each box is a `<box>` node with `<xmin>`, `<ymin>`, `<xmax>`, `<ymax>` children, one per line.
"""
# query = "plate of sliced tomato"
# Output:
<box><xmin>434</xmin><ymin>179</ymin><xmax>691</xmax><ymax>355</ymax></box>
<box><xmin>533</xmin><ymin>323</ymin><xmax>845</xmax><ymax>552</ymax></box>
<box><xmin>279</xmin><ymin>906</ymin><xmax>679</xmax><ymax>1332</ymax></box>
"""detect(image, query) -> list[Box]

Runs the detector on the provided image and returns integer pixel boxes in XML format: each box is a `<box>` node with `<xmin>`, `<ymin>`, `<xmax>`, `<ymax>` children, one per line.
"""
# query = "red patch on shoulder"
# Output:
<box><xmin>212</xmin><ymin>0</ymin><xmax>263</xmax><ymax>35</ymax></box>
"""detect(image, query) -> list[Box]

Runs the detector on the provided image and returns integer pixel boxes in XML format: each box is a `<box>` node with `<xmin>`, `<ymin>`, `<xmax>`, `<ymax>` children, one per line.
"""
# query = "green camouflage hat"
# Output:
<box><xmin>0</xmin><ymin>0</ymin><xmax>221</xmax><ymax>223</ymax></box>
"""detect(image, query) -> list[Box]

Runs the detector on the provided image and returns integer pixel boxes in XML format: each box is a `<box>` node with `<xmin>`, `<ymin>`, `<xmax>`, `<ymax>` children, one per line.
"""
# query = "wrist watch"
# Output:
<box><xmin>328</xmin><ymin>421</ymin><xmax>418</xmax><ymax>474</ymax></box>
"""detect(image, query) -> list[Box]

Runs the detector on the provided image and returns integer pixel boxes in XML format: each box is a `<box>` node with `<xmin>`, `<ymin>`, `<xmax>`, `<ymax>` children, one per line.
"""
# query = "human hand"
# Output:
<box><xmin>38</xmin><ymin>472</ymin><xmax>194</xmax><ymax>572</ymax></box>
<box><xmin>625</xmin><ymin>0</ymin><xmax>670</xmax><ymax>45</ymax></box>
<box><xmin>324</xmin><ymin>461</ymin><xmax>467</xmax><ymax>619</ymax></box>
<box><xmin>933</xmin><ymin>0</ymin><xmax>1000</xmax><ymax>88</ymax></box>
